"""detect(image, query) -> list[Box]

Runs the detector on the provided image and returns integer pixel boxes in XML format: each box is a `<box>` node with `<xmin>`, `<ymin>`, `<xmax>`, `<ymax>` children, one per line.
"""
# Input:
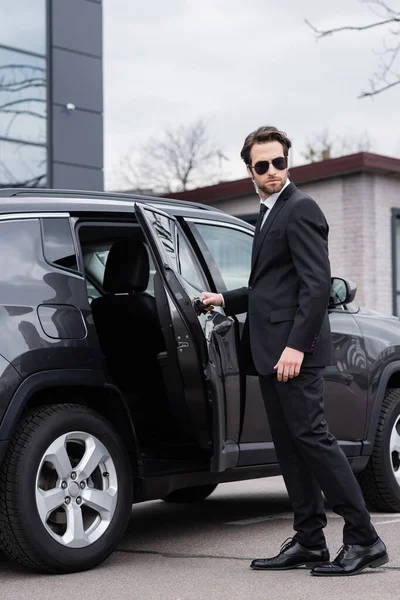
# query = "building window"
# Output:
<box><xmin>0</xmin><ymin>139</ymin><xmax>46</xmax><ymax>187</ymax></box>
<box><xmin>0</xmin><ymin>0</ymin><xmax>46</xmax><ymax>55</ymax></box>
<box><xmin>0</xmin><ymin>47</ymin><xmax>47</xmax><ymax>144</ymax></box>
<box><xmin>0</xmin><ymin>0</ymin><xmax>47</xmax><ymax>188</ymax></box>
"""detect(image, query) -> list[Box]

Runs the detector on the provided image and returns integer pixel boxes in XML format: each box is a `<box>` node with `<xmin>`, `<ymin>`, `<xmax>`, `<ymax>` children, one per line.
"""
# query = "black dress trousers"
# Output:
<box><xmin>259</xmin><ymin>367</ymin><xmax>378</xmax><ymax>547</ymax></box>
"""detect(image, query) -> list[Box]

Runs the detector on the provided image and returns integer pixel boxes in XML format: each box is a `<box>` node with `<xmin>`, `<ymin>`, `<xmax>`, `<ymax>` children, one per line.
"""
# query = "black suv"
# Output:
<box><xmin>0</xmin><ymin>188</ymin><xmax>399</xmax><ymax>574</ymax></box>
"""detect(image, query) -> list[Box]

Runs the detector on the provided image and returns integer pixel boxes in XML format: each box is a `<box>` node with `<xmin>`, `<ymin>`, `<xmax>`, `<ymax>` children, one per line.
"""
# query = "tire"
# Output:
<box><xmin>0</xmin><ymin>404</ymin><xmax>133</xmax><ymax>573</ymax></box>
<box><xmin>357</xmin><ymin>388</ymin><xmax>400</xmax><ymax>512</ymax></box>
<box><xmin>163</xmin><ymin>484</ymin><xmax>218</xmax><ymax>503</ymax></box>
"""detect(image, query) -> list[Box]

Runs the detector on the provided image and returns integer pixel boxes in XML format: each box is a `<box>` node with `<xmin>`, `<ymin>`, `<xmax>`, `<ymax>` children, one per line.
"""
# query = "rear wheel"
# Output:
<box><xmin>163</xmin><ymin>484</ymin><xmax>218</xmax><ymax>503</ymax></box>
<box><xmin>358</xmin><ymin>389</ymin><xmax>400</xmax><ymax>512</ymax></box>
<box><xmin>0</xmin><ymin>404</ymin><xmax>133</xmax><ymax>573</ymax></box>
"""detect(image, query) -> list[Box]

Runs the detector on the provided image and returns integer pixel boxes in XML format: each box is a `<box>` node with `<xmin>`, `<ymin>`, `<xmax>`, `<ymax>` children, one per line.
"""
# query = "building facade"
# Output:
<box><xmin>167</xmin><ymin>153</ymin><xmax>400</xmax><ymax>317</ymax></box>
<box><xmin>0</xmin><ymin>0</ymin><xmax>103</xmax><ymax>190</ymax></box>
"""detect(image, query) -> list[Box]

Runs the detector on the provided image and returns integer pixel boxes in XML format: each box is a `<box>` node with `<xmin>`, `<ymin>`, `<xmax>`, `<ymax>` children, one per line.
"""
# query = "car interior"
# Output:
<box><xmin>76</xmin><ymin>222</ymin><xmax>207</xmax><ymax>461</ymax></box>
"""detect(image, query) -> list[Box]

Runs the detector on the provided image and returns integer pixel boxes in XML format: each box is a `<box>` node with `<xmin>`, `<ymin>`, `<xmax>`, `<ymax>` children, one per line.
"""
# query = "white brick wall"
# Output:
<box><xmin>373</xmin><ymin>175</ymin><xmax>400</xmax><ymax>314</ymax></box>
<box><xmin>211</xmin><ymin>173</ymin><xmax>400</xmax><ymax>315</ymax></box>
<box><xmin>299</xmin><ymin>178</ymin><xmax>346</xmax><ymax>285</ymax></box>
<box><xmin>304</xmin><ymin>173</ymin><xmax>400</xmax><ymax>315</ymax></box>
<box><xmin>213</xmin><ymin>194</ymin><xmax>258</xmax><ymax>216</ymax></box>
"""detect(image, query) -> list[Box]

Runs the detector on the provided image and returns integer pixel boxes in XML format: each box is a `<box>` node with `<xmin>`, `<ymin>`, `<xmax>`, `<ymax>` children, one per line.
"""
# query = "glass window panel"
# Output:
<box><xmin>41</xmin><ymin>218</ymin><xmax>79</xmax><ymax>272</ymax></box>
<box><xmin>176</xmin><ymin>230</ymin><xmax>206</xmax><ymax>293</ymax></box>
<box><xmin>0</xmin><ymin>0</ymin><xmax>46</xmax><ymax>55</ymax></box>
<box><xmin>144</xmin><ymin>210</ymin><xmax>177</xmax><ymax>270</ymax></box>
<box><xmin>143</xmin><ymin>209</ymin><xmax>206</xmax><ymax>293</ymax></box>
<box><xmin>194</xmin><ymin>224</ymin><xmax>253</xmax><ymax>291</ymax></box>
<box><xmin>0</xmin><ymin>139</ymin><xmax>46</xmax><ymax>187</ymax></box>
<box><xmin>0</xmin><ymin>47</ymin><xmax>46</xmax><ymax>144</ymax></box>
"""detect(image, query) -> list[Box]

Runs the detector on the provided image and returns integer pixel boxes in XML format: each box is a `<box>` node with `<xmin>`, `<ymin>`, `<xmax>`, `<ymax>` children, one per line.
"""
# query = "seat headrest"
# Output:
<box><xmin>103</xmin><ymin>239</ymin><xmax>150</xmax><ymax>293</ymax></box>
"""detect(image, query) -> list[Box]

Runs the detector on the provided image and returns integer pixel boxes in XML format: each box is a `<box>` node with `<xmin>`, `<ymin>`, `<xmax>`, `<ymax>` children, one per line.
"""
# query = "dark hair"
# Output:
<box><xmin>240</xmin><ymin>125</ymin><xmax>292</xmax><ymax>165</ymax></box>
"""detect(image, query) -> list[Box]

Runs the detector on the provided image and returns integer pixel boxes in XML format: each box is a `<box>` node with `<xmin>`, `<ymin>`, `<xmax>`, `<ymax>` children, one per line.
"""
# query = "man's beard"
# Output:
<box><xmin>259</xmin><ymin>178</ymin><xmax>286</xmax><ymax>196</ymax></box>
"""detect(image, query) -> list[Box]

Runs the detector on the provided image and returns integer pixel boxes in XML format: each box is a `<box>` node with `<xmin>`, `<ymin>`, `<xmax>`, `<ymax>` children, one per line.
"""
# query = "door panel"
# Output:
<box><xmin>234</xmin><ymin>312</ymin><xmax>272</xmax><ymax>444</ymax></box>
<box><xmin>153</xmin><ymin>272</ymin><xmax>208</xmax><ymax>446</ymax></box>
<box><xmin>135</xmin><ymin>204</ymin><xmax>242</xmax><ymax>471</ymax></box>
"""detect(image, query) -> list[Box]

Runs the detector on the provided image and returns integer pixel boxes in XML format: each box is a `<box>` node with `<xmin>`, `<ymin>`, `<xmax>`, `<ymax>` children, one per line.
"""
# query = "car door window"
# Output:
<box><xmin>140</xmin><ymin>208</ymin><xmax>209</xmax><ymax>329</ymax></box>
<box><xmin>176</xmin><ymin>230</ymin><xmax>207</xmax><ymax>295</ymax></box>
<box><xmin>192</xmin><ymin>223</ymin><xmax>253</xmax><ymax>291</ymax></box>
<box><xmin>144</xmin><ymin>210</ymin><xmax>207</xmax><ymax>295</ymax></box>
<box><xmin>41</xmin><ymin>218</ymin><xmax>79</xmax><ymax>272</ymax></box>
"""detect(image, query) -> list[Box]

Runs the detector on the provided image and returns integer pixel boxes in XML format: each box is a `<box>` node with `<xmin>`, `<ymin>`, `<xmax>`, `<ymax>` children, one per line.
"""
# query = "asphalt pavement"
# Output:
<box><xmin>1</xmin><ymin>476</ymin><xmax>399</xmax><ymax>600</ymax></box>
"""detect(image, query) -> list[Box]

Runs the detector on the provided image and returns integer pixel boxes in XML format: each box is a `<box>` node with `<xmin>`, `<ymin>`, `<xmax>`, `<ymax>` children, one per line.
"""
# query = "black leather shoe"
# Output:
<box><xmin>310</xmin><ymin>538</ymin><xmax>388</xmax><ymax>576</ymax></box>
<box><xmin>250</xmin><ymin>538</ymin><xmax>330</xmax><ymax>571</ymax></box>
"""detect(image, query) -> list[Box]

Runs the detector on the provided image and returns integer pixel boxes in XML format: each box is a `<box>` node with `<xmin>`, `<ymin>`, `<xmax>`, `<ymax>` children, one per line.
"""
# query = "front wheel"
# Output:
<box><xmin>358</xmin><ymin>389</ymin><xmax>400</xmax><ymax>512</ymax></box>
<box><xmin>163</xmin><ymin>484</ymin><xmax>218</xmax><ymax>503</ymax></box>
<box><xmin>0</xmin><ymin>404</ymin><xmax>133</xmax><ymax>573</ymax></box>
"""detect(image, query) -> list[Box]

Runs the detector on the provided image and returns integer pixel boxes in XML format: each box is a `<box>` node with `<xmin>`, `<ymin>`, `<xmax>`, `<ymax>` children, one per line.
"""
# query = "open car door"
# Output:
<box><xmin>135</xmin><ymin>203</ymin><xmax>242</xmax><ymax>472</ymax></box>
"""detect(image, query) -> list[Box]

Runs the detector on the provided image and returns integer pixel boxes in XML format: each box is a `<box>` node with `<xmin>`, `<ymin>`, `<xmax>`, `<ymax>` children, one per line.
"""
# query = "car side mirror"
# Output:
<box><xmin>330</xmin><ymin>277</ymin><xmax>357</xmax><ymax>307</ymax></box>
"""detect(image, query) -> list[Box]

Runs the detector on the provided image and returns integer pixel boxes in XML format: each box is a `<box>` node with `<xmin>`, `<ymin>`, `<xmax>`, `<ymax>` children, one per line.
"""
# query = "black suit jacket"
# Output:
<box><xmin>223</xmin><ymin>183</ymin><xmax>334</xmax><ymax>376</ymax></box>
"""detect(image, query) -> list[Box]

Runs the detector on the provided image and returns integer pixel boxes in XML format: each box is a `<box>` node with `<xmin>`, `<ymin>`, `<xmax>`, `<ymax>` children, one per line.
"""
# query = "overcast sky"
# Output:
<box><xmin>103</xmin><ymin>0</ymin><xmax>400</xmax><ymax>190</ymax></box>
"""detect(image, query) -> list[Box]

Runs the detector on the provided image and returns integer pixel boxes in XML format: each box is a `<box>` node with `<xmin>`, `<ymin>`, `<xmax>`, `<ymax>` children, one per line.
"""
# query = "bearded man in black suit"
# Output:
<box><xmin>200</xmin><ymin>125</ymin><xmax>388</xmax><ymax>577</ymax></box>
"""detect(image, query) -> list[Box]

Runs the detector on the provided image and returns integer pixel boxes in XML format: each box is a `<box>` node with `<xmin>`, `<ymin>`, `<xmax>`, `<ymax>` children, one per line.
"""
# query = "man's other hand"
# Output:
<box><xmin>200</xmin><ymin>292</ymin><xmax>223</xmax><ymax>307</ymax></box>
<box><xmin>274</xmin><ymin>347</ymin><xmax>304</xmax><ymax>382</ymax></box>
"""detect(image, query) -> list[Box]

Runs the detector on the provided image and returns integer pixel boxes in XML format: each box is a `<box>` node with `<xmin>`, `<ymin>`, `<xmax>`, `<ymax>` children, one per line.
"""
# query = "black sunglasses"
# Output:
<box><xmin>248</xmin><ymin>156</ymin><xmax>287</xmax><ymax>175</ymax></box>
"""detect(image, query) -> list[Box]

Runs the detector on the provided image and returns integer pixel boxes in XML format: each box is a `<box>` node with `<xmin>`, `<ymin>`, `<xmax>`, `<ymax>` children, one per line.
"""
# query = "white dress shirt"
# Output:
<box><xmin>260</xmin><ymin>177</ymin><xmax>291</xmax><ymax>229</ymax></box>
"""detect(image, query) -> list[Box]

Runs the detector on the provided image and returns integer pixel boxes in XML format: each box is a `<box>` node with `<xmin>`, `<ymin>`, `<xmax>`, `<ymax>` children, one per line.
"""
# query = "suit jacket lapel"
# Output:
<box><xmin>250</xmin><ymin>182</ymin><xmax>296</xmax><ymax>273</ymax></box>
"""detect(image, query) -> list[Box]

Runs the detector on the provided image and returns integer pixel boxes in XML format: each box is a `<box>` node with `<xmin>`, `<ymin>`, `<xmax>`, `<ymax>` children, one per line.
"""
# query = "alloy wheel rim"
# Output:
<box><xmin>389</xmin><ymin>416</ymin><xmax>400</xmax><ymax>487</ymax></box>
<box><xmin>35</xmin><ymin>431</ymin><xmax>118</xmax><ymax>548</ymax></box>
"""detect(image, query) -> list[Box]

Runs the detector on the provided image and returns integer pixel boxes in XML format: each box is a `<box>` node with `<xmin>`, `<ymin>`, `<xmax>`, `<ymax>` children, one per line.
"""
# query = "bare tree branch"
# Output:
<box><xmin>305</xmin><ymin>0</ymin><xmax>400</xmax><ymax>98</ymax></box>
<box><xmin>301</xmin><ymin>128</ymin><xmax>373</xmax><ymax>162</ymax></box>
<box><xmin>305</xmin><ymin>16</ymin><xmax>399</xmax><ymax>38</ymax></box>
<box><xmin>3</xmin><ymin>81</ymin><xmax>46</xmax><ymax>93</ymax></box>
<box><xmin>358</xmin><ymin>78</ymin><xmax>400</xmax><ymax>97</ymax></box>
<box><xmin>0</xmin><ymin>98</ymin><xmax>46</xmax><ymax>111</ymax></box>
<box><xmin>0</xmin><ymin>173</ymin><xmax>46</xmax><ymax>188</ymax></box>
<box><xmin>2</xmin><ymin>109</ymin><xmax>46</xmax><ymax>119</ymax></box>
<box><xmin>362</xmin><ymin>0</ymin><xmax>400</xmax><ymax>17</ymax></box>
<box><xmin>0</xmin><ymin>64</ymin><xmax>45</xmax><ymax>72</ymax></box>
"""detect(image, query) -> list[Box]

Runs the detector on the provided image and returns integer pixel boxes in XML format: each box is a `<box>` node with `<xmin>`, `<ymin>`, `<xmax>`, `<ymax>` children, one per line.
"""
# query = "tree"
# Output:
<box><xmin>301</xmin><ymin>128</ymin><xmax>373</xmax><ymax>162</ymax></box>
<box><xmin>305</xmin><ymin>0</ymin><xmax>400</xmax><ymax>98</ymax></box>
<box><xmin>117</xmin><ymin>118</ymin><xmax>227</xmax><ymax>194</ymax></box>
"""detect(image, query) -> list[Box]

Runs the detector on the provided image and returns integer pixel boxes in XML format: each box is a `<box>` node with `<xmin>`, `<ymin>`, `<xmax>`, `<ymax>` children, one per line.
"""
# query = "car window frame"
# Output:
<box><xmin>72</xmin><ymin>218</ymin><xmax>158</xmax><ymax>300</ymax></box>
<box><xmin>40</xmin><ymin>217</ymin><xmax>81</xmax><ymax>275</ymax></box>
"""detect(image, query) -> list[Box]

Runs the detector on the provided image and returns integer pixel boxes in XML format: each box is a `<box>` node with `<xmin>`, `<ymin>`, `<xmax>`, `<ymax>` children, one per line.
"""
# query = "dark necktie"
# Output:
<box><xmin>254</xmin><ymin>203</ymin><xmax>268</xmax><ymax>237</ymax></box>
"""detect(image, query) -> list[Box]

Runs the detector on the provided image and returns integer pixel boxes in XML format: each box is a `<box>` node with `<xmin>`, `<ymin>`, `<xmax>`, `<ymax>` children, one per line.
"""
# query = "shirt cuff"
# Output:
<box><xmin>219</xmin><ymin>293</ymin><xmax>225</xmax><ymax>307</ymax></box>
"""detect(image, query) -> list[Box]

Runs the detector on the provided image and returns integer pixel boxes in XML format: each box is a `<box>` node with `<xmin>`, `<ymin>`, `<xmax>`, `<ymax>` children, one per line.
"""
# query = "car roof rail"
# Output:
<box><xmin>0</xmin><ymin>187</ymin><xmax>221</xmax><ymax>213</ymax></box>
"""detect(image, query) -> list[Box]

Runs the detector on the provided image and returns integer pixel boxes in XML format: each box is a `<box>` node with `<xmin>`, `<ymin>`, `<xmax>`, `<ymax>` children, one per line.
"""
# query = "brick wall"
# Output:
<box><xmin>214</xmin><ymin>194</ymin><xmax>258</xmax><ymax>217</ymax></box>
<box><xmin>301</xmin><ymin>174</ymin><xmax>400</xmax><ymax>315</ymax></box>
<box><xmin>373</xmin><ymin>175</ymin><xmax>400</xmax><ymax>315</ymax></box>
<box><xmin>300</xmin><ymin>174</ymin><xmax>377</xmax><ymax>311</ymax></box>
